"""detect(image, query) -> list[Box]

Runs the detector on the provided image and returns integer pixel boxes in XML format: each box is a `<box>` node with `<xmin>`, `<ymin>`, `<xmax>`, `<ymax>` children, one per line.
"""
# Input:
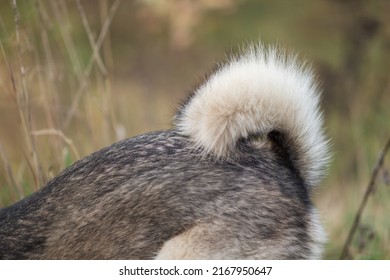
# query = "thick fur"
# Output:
<box><xmin>0</xmin><ymin>45</ymin><xmax>330</xmax><ymax>259</ymax></box>
<box><xmin>176</xmin><ymin>45</ymin><xmax>329</xmax><ymax>188</ymax></box>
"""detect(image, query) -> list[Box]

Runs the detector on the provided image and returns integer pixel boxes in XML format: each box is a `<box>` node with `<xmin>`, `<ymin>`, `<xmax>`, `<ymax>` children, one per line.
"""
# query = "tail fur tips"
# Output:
<box><xmin>176</xmin><ymin>45</ymin><xmax>330</xmax><ymax>187</ymax></box>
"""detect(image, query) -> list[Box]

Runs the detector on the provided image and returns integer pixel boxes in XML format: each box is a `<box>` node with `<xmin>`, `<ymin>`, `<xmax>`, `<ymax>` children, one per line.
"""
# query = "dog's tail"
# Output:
<box><xmin>175</xmin><ymin>44</ymin><xmax>330</xmax><ymax>188</ymax></box>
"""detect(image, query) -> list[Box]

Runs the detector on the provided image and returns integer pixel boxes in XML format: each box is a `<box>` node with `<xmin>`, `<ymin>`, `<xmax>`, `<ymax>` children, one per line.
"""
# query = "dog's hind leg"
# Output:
<box><xmin>155</xmin><ymin>223</ymin><xmax>242</xmax><ymax>260</ymax></box>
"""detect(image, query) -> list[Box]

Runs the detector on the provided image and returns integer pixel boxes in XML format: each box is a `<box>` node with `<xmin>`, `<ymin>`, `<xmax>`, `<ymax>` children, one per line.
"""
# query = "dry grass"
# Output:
<box><xmin>0</xmin><ymin>0</ymin><xmax>124</xmax><ymax>196</ymax></box>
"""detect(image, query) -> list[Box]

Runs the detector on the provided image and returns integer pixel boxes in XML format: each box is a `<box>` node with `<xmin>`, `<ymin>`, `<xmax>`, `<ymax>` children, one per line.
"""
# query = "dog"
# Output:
<box><xmin>0</xmin><ymin>44</ymin><xmax>330</xmax><ymax>259</ymax></box>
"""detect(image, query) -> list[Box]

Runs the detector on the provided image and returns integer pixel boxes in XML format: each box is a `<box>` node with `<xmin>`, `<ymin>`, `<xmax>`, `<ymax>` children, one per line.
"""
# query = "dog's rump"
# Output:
<box><xmin>0</xmin><ymin>44</ymin><xmax>329</xmax><ymax>259</ymax></box>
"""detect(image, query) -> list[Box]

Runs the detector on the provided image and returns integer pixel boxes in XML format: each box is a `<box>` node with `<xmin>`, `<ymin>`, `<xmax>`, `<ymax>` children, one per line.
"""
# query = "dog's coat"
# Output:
<box><xmin>0</xmin><ymin>44</ymin><xmax>330</xmax><ymax>259</ymax></box>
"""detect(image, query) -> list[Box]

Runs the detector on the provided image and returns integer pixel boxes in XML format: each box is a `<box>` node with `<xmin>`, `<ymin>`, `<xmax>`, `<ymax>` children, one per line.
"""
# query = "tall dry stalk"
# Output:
<box><xmin>5</xmin><ymin>0</ymin><xmax>44</xmax><ymax>190</ymax></box>
<box><xmin>62</xmin><ymin>0</ymin><xmax>122</xmax><ymax>130</ymax></box>
<box><xmin>0</xmin><ymin>0</ymin><xmax>123</xmax><ymax>204</ymax></box>
<box><xmin>340</xmin><ymin>137</ymin><xmax>390</xmax><ymax>259</ymax></box>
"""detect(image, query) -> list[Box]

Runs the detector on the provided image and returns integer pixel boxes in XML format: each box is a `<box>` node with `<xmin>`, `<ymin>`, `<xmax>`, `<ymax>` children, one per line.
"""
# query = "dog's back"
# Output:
<box><xmin>0</xmin><ymin>45</ymin><xmax>330</xmax><ymax>259</ymax></box>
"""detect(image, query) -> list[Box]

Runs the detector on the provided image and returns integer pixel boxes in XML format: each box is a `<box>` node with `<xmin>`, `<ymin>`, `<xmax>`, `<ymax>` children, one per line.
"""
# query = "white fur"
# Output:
<box><xmin>176</xmin><ymin>45</ymin><xmax>329</xmax><ymax>187</ymax></box>
<box><xmin>307</xmin><ymin>208</ymin><xmax>327</xmax><ymax>259</ymax></box>
<box><xmin>154</xmin><ymin>225</ymin><xmax>232</xmax><ymax>259</ymax></box>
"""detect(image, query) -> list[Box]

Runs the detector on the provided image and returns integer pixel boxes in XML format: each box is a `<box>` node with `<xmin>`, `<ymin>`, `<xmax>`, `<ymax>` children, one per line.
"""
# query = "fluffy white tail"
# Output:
<box><xmin>176</xmin><ymin>44</ymin><xmax>330</xmax><ymax>188</ymax></box>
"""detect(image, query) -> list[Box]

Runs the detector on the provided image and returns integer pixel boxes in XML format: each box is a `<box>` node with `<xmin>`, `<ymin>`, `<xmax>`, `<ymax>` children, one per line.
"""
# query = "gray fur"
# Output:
<box><xmin>0</xmin><ymin>46</ymin><xmax>329</xmax><ymax>259</ymax></box>
<box><xmin>0</xmin><ymin>130</ymin><xmax>324</xmax><ymax>259</ymax></box>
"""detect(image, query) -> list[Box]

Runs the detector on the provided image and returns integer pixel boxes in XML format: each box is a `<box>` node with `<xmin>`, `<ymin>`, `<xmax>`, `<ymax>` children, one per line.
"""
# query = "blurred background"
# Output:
<box><xmin>0</xmin><ymin>0</ymin><xmax>389</xmax><ymax>259</ymax></box>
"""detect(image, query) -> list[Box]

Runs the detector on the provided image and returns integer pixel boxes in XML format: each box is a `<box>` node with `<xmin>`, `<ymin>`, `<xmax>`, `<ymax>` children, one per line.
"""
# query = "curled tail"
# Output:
<box><xmin>175</xmin><ymin>44</ymin><xmax>330</xmax><ymax>188</ymax></box>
